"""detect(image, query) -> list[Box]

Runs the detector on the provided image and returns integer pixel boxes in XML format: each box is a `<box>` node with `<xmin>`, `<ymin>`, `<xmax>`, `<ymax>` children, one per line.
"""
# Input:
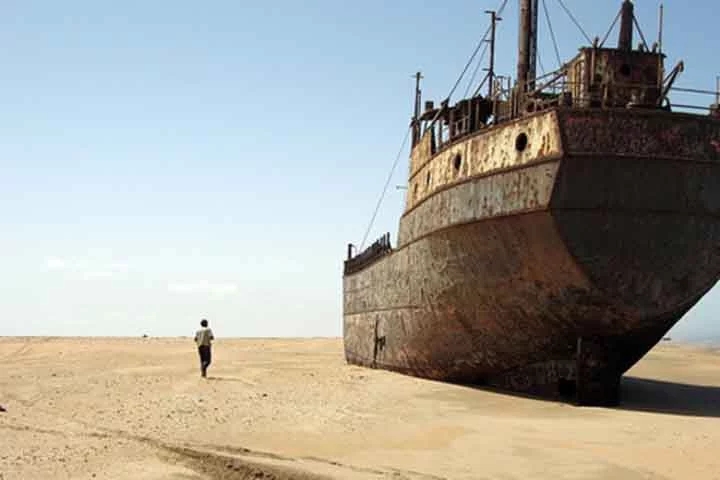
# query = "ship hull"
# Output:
<box><xmin>343</xmin><ymin>108</ymin><xmax>720</xmax><ymax>405</ymax></box>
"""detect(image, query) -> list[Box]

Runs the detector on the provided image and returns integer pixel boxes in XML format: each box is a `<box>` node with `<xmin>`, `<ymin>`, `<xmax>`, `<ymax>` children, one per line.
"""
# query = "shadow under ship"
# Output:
<box><xmin>342</xmin><ymin>0</ymin><xmax>720</xmax><ymax>406</ymax></box>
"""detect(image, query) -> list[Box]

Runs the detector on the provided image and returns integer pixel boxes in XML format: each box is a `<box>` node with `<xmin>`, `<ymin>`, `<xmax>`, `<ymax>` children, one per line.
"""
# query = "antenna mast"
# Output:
<box><xmin>412</xmin><ymin>72</ymin><xmax>423</xmax><ymax>146</ymax></box>
<box><xmin>485</xmin><ymin>10</ymin><xmax>500</xmax><ymax>98</ymax></box>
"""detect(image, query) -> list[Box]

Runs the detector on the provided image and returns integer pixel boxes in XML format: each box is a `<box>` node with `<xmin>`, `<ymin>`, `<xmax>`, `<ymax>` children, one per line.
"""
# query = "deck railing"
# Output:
<box><xmin>427</xmin><ymin>75</ymin><xmax>720</xmax><ymax>155</ymax></box>
<box><xmin>344</xmin><ymin>233</ymin><xmax>392</xmax><ymax>275</ymax></box>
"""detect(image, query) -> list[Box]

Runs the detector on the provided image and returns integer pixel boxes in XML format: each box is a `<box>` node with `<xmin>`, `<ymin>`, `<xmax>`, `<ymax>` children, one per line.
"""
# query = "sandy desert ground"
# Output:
<box><xmin>1</xmin><ymin>337</ymin><xmax>720</xmax><ymax>480</ymax></box>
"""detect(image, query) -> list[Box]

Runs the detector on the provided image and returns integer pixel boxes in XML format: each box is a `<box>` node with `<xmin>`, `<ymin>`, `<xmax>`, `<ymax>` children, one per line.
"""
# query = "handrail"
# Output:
<box><xmin>419</xmin><ymin>65</ymin><xmax>720</xmax><ymax>158</ymax></box>
<box><xmin>344</xmin><ymin>233</ymin><xmax>393</xmax><ymax>275</ymax></box>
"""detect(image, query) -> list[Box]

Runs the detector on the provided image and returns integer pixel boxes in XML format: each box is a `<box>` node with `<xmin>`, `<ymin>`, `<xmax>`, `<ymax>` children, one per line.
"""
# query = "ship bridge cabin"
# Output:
<box><xmin>565</xmin><ymin>45</ymin><xmax>664</xmax><ymax>110</ymax></box>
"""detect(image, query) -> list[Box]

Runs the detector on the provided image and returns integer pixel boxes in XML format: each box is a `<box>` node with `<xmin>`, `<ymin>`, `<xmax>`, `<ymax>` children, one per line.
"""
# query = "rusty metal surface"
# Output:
<box><xmin>592</xmin><ymin>50</ymin><xmax>663</xmax><ymax>107</ymax></box>
<box><xmin>397</xmin><ymin>161</ymin><xmax>559</xmax><ymax>247</ymax></box>
<box><xmin>345</xmin><ymin>212</ymin><xmax>593</xmax><ymax>381</ymax></box>
<box><xmin>344</xmin><ymin>107</ymin><xmax>720</xmax><ymax>404</ymax></box>
<box><xmin>406</xmin><ymin>110</ymin><xmax>562</xmax><ymax>212</ymax></box>
<box><xmin>344</xmin><ymin>209</ymin><xmax>710</xmax><ymax>405</ymax></box>
<box><xmin>553</xmin><ymin>110</ymin><xmax>720</xmax><ymax>317</ymax></box>
<box><xmin>559</xmin><ymin>109</ymin><xmax>720</xmax><ymax>160</ymax></box>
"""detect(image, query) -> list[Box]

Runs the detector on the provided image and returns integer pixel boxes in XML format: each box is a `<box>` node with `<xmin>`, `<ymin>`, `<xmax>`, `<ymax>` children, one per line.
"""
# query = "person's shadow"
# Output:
<box><xmin>205</xmin><ymin>376</ymin><xmax>255</xmax><ymax>386</ymax></box>
<box><xmin>618</xmin><ymin>376</ymin><xmax>720</xmax><ymax>417</ymax></box>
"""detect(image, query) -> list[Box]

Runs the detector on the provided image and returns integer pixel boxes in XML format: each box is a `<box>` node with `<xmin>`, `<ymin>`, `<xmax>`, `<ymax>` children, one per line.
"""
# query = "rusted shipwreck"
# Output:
<box><xmin>343</xmin><ymin>0</ymin><xmax>720</xmax><ymax>406</ymax></box>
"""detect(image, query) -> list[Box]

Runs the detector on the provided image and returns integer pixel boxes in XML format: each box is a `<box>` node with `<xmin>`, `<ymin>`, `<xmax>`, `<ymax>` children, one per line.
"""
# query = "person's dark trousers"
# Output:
<box><xmin>198</xmin><ymin>345</ymin><xmax>212</xmax><ymax>377</ymax></box>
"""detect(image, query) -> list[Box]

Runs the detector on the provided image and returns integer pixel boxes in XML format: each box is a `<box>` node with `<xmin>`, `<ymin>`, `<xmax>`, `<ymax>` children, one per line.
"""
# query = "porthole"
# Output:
<box><xmin>453</xmin><ymin>154</ymin><xmax>462</xmax><ymax>171</ymax></box>
<box><xmin>426</xmin><ymin>172</ymin><xmax>431</xmax><ymax>186</ymax></box>
<box><xmin>515</xmin><ymin>133</ymin><xmax>528</xmax><ymax>152</ymax></box>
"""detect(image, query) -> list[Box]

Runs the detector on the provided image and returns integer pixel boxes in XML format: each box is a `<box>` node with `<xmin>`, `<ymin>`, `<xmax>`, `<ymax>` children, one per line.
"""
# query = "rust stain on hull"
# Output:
<box><xmin>343</xmin><ymin>108</ymin><xmax>720</xmax><ymax>406</ymax></box>
<box><xmin>344</xmin><ymin>2</ymin><xmax>720</xmax><ymax>405</ymax></box>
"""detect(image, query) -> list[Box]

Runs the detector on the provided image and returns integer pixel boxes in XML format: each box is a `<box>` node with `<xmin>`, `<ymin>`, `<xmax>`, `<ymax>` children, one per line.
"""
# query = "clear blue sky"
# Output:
<box><xmin>1</xmin><ymin>1</ymin><xmax>718</xmax><ymax>340</ymax></box>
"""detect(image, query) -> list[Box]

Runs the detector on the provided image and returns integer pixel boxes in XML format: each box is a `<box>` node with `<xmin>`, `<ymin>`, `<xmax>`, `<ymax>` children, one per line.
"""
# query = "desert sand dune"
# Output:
<box><xmin>1</xmin><ymin>337</ymin><xmax>720</xmax><ymax>479</ymax></box>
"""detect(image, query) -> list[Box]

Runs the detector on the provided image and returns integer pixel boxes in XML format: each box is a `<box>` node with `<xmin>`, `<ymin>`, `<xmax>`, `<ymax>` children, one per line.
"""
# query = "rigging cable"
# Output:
<box><xmin>451</xmin><ymin>0</ymin><xmax>510</xmax><ymax>102</ymax></box>
<box><xmin>541</xmin><ymin>0</ymin><xmax>563</xmax><ymax>69</ymax></box>
<box><xmin>356</xmin><ymin>0</ymin><xmax>509</xmax><ymax>251</ymax></box>
<box><xmin>448</xmin><ymin>30</ymin><xmax>491</xmax><ymax>103</ymax></box>
<box><xmin>463</xmin><ymin>42</ymin><xmax>490</xmax><ymax>98</ymax></box>
<box><xmin>632</xmin><ymin>15</ymin><xmax>650</xmax><ymax>50</ymax></box>
<box><xmin>555</xmin><ymin>0</ymin><xmax>593</xmax><ymax>45</ymax></box>
<box><xmin>358</xmin><ymin>127</ymin><xmax>412</xmax><ymax>251</ymax></box>
<box><xmin>538</xmin><ymin>55</ymin><xmax>546</xmax><ymax>77</ymax></box>
<box><xmin>599</xmin><ymin>9</ymin><xmax>622</xmax><ymax>47</ymax></box>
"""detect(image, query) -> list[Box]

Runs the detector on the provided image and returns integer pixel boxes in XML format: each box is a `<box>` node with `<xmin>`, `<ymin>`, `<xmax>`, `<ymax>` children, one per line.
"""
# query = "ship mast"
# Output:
<box><xmin>517</xmin><ymin>0</ymin><xmax>538</xmax><ymax>94</ymax></box>
<box><xmin>528</xmin><ymin>0</ymin><xmax>538</xmax><ymax>91</ymax></box>
<box><xmin>411</xmin><ymin>71</ymin><xmax>423</xmax><ymax>146</ymax></box>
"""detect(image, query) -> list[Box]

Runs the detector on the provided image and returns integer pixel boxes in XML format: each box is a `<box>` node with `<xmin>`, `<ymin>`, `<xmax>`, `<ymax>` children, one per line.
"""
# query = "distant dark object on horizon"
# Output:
<box><xmin>662</xmin><ymin>337</ymin><xmax>672</xmax><ymax>342</ymax></box>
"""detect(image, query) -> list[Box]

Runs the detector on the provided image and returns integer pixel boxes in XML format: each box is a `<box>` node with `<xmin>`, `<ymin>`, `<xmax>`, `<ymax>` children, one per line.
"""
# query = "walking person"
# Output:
<box><xmin>194</xmin><ymin>319</ymin><xmax>214</xmax><ymax>378</ymax></box>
